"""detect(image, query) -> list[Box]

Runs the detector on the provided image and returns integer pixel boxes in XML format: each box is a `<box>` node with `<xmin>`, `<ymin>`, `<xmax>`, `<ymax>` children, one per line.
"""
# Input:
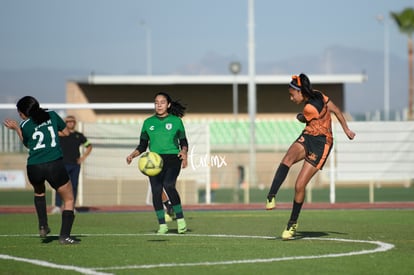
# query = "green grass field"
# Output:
<box><xmin>1</xmin><ymin>209</ymin><xmax>413</xmax><ymax>274</ymax></box>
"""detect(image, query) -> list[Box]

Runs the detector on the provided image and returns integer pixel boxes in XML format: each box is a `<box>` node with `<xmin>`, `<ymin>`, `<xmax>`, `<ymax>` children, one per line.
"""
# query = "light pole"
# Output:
<box><xmin>229</xmin><ymin>62</ymin><xmax>241</xmax><ymax>123</ymax></box>
<box><xmin>376</xmin><ymin>14</ymin><xmax>390</xmax><ymax>121</ymax></box>
<box><xmin>140</xmin><ymin>21</ymin><xmax>152</xmax><ymax>75</ymax></box>
<box><xmin>246</xmin><ymin>0</ymin><xmax>256</xmax><ymax>204</ymax></box>
<box><xmin>229</xmin><ymin>61</ymin><xmax>241</xmax><ymax>202</ymax></box>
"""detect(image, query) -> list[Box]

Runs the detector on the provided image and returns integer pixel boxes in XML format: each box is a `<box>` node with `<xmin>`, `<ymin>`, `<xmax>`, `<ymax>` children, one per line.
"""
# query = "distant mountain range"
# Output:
<box><xmin>0</xmin><ymin>45</ymin><xmax>409</xmax><ymax>121</ymax></box>
<box><xmin>175</xmin><ymin>46</ymin><xmax>409</xmax><ymax>118</ymax></box>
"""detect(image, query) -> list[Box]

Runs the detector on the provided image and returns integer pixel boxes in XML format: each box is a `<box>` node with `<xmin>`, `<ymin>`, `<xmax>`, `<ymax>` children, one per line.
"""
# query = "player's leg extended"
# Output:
<box><xmin>266</xmin><ymin>142</ymin><xmax>305</xmax><ymax>209</ymax></box>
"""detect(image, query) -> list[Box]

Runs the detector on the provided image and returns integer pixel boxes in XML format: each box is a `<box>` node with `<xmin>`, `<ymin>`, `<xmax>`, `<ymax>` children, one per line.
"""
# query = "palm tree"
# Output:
<box><xmin>391</xmin><ymin>8</ymin><xmax>414</xmax><ymax>120</ymax></box>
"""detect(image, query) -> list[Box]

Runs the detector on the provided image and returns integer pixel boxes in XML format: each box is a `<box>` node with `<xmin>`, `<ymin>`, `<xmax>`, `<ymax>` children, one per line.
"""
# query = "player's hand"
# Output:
<box><xmin>126</xmin><ymin>150</ymin><xmax>140</xmax><ymax>165</ymax></box>
<box><xmin>178</xmin><ymin>151</ymin><xmax>187</xmax><ymax>168</ymax></box>
<box><xmin>345</xmin><ymin>129</ymin><xmax>356</xmax><ymax>140</ymax></box>
<box><xmin>126</xmin><ymin>155</ymin><xmax>134</xmax><ymax>165</ymax></box>
<box><xmin>3</xmin><ymin>119</ymin><xmax>19</xmax><ymax>130</ymax></box>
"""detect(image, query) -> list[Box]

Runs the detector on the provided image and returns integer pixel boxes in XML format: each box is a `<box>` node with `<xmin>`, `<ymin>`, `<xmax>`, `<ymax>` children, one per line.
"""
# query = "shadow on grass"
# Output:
<box><xmin>294</xmin><ymin>231</ymin><xmax>348</xmax><ymax>240</ymax></box>
<box><xmin>298</xmin><ymin>231</ymin><xmax>347</xmax><ymax>237</ymax></box>
<box><xmin>272</xmin><ymin>231</ymin><xmax>348</xmax><ymax>241</ymax></box>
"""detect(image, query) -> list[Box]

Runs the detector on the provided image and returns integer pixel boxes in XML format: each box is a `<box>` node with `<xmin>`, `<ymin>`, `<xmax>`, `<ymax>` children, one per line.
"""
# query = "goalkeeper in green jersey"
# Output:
<box><xmin>127</xmin><ymin>92</ymin><xmax>189</xmax><ymax>234</ymax></box>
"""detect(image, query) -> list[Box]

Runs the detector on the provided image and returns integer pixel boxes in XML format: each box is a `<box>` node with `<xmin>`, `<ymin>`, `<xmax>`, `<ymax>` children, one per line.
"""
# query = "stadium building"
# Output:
<box><xmin>66</xmin><ymin>74</ymin><xmax>365</xmax><ymax>122</ymax></box>
<box><xmin>58</xmin><ymin>74</ymin><xmax>367</xmax><ymax>206</ymax></box>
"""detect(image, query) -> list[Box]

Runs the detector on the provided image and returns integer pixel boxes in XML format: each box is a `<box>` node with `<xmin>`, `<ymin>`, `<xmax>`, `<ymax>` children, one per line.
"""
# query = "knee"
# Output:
<box><xmin>281</xmin><ymin>156</ymin><xmax>295</xmax><ymax>167</ymax></box>
<box><xmin>294</xmin><ymin>183</ymin><xmax>306</xmax><ymax>194</ymax></box>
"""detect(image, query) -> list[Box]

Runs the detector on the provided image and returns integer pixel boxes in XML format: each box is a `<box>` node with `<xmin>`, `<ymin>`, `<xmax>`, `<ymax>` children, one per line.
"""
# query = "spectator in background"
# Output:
<box><xmin>52</xmin><ymin>115</ymin><xmax>92</xmax><ymax>214</ymax></box>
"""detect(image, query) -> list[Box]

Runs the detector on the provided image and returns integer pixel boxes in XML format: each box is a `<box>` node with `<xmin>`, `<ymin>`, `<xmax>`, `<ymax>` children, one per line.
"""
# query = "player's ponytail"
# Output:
<box><xmin>155</xmin><ymin>92</ymin><xmax>186</xmax><ymax>118</ymax></box>
<box><xmin>296</xmin><ymin>73</ymin><xmax>322</xmax><ymax>100</ymax></box>
<box><xmin>16</xmin><ymin>96</ymin><xmax>50</xmax><ymax>125</ymax></box>
<box><xmin>169</xmin><ymin>101</ymin><xmax>186</xmax><ymax>118</ymax></box>
<box><xmin>298</xmin><ymin>73</ymin><xmax>313</xmax><ymax>98</ymax></box>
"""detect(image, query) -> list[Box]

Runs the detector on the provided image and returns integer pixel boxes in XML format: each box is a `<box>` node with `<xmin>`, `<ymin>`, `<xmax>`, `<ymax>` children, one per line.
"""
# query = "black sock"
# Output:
<box><xmin>164</xmin><ymin>201</ymin><xmax>174</xmax><ymax>215</ymax></box>
<box><xmin>164</xmin><ymin>200</ymin><xmax>172</xmax><ymax>210</ymax></box>
<box><xmin>60</xmin><ymin>210</ymin><xmax>75</xmax><ymax>238</ymax></box>
<box><xmin>267</xmin><ymin>163</ymin><xmax>290</xmax><ymax>199</ymax></box>
<box><xmin>34</xmin><ymin>196</ymin><xmax>48</xmax><ymax>228</ymax></box>
<box><xmin>289</xmin><ymin>200</ymin><xmax>304</xmax><ymax>225</ymax></box>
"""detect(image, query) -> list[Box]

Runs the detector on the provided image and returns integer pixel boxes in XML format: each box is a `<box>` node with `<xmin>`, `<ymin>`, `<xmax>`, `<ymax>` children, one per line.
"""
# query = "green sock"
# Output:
<box><xmin>156</xmin><ymin>210</ymin><xmax>165</xmax><ymax>224</ymax></box>
<box><xmin>172</xmin><ymin>204</ymin><xmax>184</xmax><ymax>219</ymax></box>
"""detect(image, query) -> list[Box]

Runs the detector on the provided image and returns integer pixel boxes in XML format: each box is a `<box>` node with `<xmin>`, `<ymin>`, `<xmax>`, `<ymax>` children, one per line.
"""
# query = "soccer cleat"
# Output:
<box><xmin>59</xmin><ymin>237</ymin><xmax>79</xmax><ymax>245</ymax></box>
<box><xmin>157</xmin><ymin>224</ymin><xmax>169</xmax><ymax>234</ymax></box>
<box><xmin>39</xmin><ymin>226</ymin><xmax>51</xmax><ymax>238</ymax></box>
<box><xmin>51</xmin><ymin>206</ymin><xmax>61</xmax><ymax>214</ymax></box>
<box><xmin>164</xmin><ymin>213</ymin><xmax>173</xmax><ymax>223</ymax></box>
<box><xmin>281</xmin><ymin>223</ymin><xmax>298</xmax><ymax>240</ymax></box>
<box><xmin>266</xmin><ymin>197</ymin><xmax>276</xmax><ymax>210</ymax></box>
<box><xmin>177</xmin><ymin>218</ymin><xmax>187</xmax><ymax>234</ymax></box>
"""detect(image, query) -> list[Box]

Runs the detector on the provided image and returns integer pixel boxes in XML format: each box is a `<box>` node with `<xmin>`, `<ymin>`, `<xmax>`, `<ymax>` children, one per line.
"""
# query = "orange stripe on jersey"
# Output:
<box><xmin>316</xmin><ymin>137</ymin><xmax>333</xmax><ymax>170</ymax></box>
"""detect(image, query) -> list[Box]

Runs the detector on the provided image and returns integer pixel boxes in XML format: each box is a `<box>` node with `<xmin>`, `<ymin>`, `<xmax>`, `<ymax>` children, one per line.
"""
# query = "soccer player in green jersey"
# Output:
<box><xmin>3</xmin><ymin>96</ymin><xmax>78</xmax><ymax>244</ymax></box>
<box><xmin>126</xmin><ymin>92</ymin><xmax>189</xmax><ymax>234</ymax></box>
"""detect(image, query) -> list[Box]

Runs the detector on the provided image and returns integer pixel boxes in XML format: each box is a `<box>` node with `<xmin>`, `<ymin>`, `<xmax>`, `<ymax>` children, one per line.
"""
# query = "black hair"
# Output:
<box><xmin>16</xmin><ymin>96</ymin><xmax>50</xmax><ymax>125</ymax></box>
<box><xmin>155</xmin><ymin>92</ymin><xmax>186</xmax><ymax>118</ymax></box>
<box><xmin>293</xmin><ymin>73</ymin><xmax>323</xmax><ymax>100</ymax></box>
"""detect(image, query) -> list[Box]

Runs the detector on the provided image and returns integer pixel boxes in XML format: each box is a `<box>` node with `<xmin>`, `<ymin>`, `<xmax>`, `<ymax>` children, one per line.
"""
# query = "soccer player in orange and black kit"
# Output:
<box><xmin>266</xmin><ymin>73</ymin><xmax>356</xmax><ymax>240</ymax></box>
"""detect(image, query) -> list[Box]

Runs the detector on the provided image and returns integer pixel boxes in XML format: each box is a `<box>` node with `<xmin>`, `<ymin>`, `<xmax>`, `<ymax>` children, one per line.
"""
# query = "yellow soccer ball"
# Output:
<box><xmin>138</xmin><ymin>152</ymin><xmax>163</xmax><ymax>176</ymax></box>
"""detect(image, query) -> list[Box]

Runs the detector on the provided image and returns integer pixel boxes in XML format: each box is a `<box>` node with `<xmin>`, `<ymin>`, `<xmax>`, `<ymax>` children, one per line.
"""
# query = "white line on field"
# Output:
<box><xmin>0</xmin><ymin>254</ymin><xmax>112</xmax><ymax>275</ymax></box>
<box><xmin>0</xmin><ymin>233</ymin><xmax>394</xmax><ymax>273</ymax></box>
<box><xmin>89</xmin><ymin>234</ymin><xmax>394</xmax><ymax>271</ymax></box>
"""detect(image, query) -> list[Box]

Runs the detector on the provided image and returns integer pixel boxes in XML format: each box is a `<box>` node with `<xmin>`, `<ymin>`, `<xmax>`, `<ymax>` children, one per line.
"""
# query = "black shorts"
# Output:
<box><xmin>149</xmin><ymin>154</ymin><xmax>181</xmax><ymax>184</ymax></box>
<box><xmin>296</xmin><ymin>133</ymin><xmax>333</xmax><ymax>170</ymax></box>
<box><xmin>27</xmin><ymin>158</ymin><xmax>69</xmax><ymax>190</ymax></box>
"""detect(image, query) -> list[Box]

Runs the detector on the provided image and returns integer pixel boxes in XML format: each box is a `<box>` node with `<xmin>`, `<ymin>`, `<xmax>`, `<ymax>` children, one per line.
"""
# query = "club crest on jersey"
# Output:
<box><xmin>165</xmin><ymin>123</ymin><xmax>172</xmax><ymax>130</ymax></box>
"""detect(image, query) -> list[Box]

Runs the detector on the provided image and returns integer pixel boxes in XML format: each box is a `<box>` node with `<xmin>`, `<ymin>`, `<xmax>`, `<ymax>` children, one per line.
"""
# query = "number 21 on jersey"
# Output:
<box><xmin>32</xmin><ymin>126</ymin><xmax>57</xmax><ymax>150</ymax></box>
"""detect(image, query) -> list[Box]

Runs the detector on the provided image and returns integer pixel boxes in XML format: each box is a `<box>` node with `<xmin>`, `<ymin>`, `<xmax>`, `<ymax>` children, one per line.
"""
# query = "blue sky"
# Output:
<box><xmin>0</xmin><ymin>0</ymin><xmax>413</xmax><ymax>118</ymax></box>
<box><xmin>0</xmin><ymin>0</ymin><xmax>412</xmax><ymax>74</ymax></box>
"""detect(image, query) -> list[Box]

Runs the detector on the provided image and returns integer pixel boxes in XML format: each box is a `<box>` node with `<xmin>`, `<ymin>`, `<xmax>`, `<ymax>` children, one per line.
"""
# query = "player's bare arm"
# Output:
<box><xmin>59</xmin><ymin>127</ymin><xmax>70</xmax><ymax>137</ymax></box>
<box><xmin>78</xmin><ymin>144</ymin><xmax>92</xmax><ymax>164</ymax></box>
<box><xmin>126</xmin><ymin>149</ymin><xmax>140</xmax><ymax>165</ymax></box>
<box><xmin>58</xmin><ymin>127</ymin><xmax>70</xmax><ymax>137</ymax></box>
<box><xmin>327</xmin><ymin>101</ymin><xmax>356</xmax><ymax>140</ymax></box>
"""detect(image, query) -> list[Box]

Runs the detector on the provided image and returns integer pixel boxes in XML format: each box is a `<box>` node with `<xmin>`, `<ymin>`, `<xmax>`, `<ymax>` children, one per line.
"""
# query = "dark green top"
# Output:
<box><xmin>20</xmin><ymin>110</ymin><xmax>66</xmax><ymax>165</ymax></box>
